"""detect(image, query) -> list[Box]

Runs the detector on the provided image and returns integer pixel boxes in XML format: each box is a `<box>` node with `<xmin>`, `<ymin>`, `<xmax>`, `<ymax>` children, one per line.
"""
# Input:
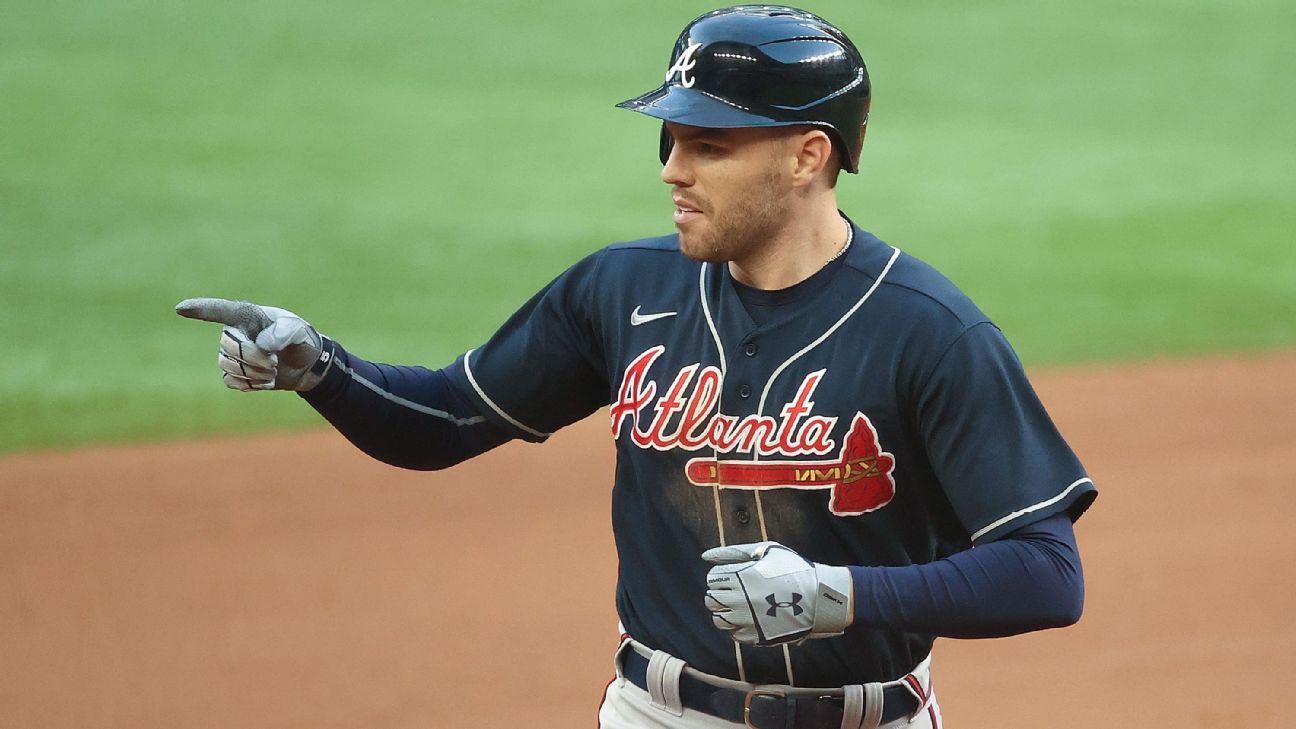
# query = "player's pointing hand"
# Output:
<box><xmin>176</xmin><ymin>298</ymin><xmax>334</xmax><ymax>392</ymax></box>
<box><xmin>702</xmin><ymin>541</ymin><xmax>854</xmax><ymax>646</ymax></box>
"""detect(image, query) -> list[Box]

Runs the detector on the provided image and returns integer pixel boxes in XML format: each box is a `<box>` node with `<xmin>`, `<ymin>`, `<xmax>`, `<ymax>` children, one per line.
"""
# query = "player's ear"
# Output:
<box><xmin>789</xmin><ymin>128</ymin><xmax>834</xmax><ymax>188</ymax></box>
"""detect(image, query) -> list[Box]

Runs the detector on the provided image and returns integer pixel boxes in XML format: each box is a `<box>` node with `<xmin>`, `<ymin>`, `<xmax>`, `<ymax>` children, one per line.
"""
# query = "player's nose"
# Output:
<box><xmin>660</xmin><ymin>144</ymin><xmax>692</xmax><ymax>187</ymax></box>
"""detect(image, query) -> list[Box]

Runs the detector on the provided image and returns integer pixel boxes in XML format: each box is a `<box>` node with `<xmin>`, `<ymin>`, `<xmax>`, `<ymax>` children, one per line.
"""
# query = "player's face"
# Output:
<box><xmin>660</xmin><ymin>123</ymin><xmax>795</xmax><ymax>263</ymax></box>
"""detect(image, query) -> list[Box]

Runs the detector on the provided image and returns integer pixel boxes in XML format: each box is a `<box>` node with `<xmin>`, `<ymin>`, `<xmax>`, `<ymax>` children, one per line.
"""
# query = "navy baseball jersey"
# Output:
<box><xmin>419</xmin><ymin>217</ymin><xmax>1097</xmax><ymax>687</ymax></box>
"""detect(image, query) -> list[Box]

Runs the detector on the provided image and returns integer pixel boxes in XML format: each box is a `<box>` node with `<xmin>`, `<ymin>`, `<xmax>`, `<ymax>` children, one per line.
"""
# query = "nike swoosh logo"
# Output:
<box><xmin>630</xmin><ymin>306</ymin><xmax>678</xmax><ymax>326</ymax></box>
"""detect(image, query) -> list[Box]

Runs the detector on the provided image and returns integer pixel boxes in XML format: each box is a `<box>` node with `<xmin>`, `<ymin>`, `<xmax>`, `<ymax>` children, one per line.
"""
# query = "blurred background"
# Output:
<box><xmin>2</xmin><ymin>1</ymin><xmax>1295</xmax><ymax>727</ymax></box>
<box><xmin>3</xmin><ymin>0</ymin><xmax>1293</xmax><ymax>452</ymax></box>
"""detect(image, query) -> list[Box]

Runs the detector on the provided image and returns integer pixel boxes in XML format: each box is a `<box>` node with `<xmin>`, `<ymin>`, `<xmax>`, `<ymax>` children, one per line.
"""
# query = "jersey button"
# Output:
<box><xmin>743</xmin><ymin>342</ymin><xmax>758</xmax><ymax>357</ymax></box>
<box><xmin>738</xmin><ymin>384</ymin><xmax>752</xmax><ymax>399</ymax></box>
<box><xmin>735</xmin><ymin>508</ymin><xmax>751</xmax><ymax>524</ymax></box>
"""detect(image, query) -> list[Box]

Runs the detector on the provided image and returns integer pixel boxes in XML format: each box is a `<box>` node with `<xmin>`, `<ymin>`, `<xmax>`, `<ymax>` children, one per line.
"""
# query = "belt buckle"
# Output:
<box><xmin>744</xmin><ymin>687</ymin><xmax>787</xmax><ymax>729</ymax></box>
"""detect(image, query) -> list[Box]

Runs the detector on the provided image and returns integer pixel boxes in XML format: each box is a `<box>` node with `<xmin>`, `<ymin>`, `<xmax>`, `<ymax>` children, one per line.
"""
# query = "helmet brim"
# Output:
<box><xmin>616</xmin><ymin>84</ymin><xmax>856</xmax><ymax>173</ymax></box>
<box><xmin>616</xmin><ymin>83</ymin><xmax>805</xmax><ymax>130</ymax></box>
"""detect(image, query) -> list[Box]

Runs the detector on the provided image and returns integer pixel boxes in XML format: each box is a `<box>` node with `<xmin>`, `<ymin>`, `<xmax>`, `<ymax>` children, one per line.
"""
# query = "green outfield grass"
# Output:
<box><xmin>2</xmin><ymin>0</ymin><xmax>1293</xmax><ymax>452</ymax></box>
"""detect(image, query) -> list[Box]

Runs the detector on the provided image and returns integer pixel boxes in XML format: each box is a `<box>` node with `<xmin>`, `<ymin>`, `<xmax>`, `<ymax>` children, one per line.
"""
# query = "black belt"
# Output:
<box><xmin>621</xmin><ymin>648</ymin><xmax>920</xmax><ymax>729</ymax></box>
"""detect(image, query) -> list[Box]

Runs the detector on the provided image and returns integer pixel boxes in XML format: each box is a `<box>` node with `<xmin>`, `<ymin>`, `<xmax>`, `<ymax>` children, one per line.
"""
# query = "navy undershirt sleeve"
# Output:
<box><xmin>300</xmin><ymin>341</ymin><xmax>513</xmax><ymax>471</ymax></box>
<box><xmin>848</xmin><ymin>513</ymin><xmax>1084</xmax><ymax>638</ymax></box>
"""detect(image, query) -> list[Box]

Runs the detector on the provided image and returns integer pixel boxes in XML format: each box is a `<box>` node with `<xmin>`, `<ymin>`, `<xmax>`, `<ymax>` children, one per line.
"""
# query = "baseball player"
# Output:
<box><xmin>178</xmin><ymin>6</ymin><xmax>1096</xmax><ymax>728</ymax></box>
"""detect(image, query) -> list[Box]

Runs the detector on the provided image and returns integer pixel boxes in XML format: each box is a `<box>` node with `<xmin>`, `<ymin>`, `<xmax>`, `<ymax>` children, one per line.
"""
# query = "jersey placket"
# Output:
<box><xmin>699</xmin><ymin>262</ymin><xmax>807</xmax><ymax>684</ymax></box>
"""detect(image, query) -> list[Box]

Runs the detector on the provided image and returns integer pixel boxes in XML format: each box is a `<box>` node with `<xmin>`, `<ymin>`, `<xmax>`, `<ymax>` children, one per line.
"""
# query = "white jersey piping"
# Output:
<box><xmin>699</xmin><ymin>264</ymin><xmax>727</xmax><ymax>376</ymax></box>
<box><xmin>748</xmin><ymin>245</ymin><xmax>900</xmax><ymax>689</ymax></box>
<box><xmin>462</xmin><ymin>349</ymin><xmax>550</xmax><ymax>439</ymax></box>
<box><xmin>754</xmin><ymin>246</ymin><xmax>902</xmax><ymax>417</ymax></box>
<box><xmin>702</xmin><ymin>247</ymin><xmax>901</xmax><ymax>687</ymax></box>
<box><xmin>700</xmin><ymin>261</ymin><xmax>741</xmax><ymax>679</ymax></box>
<box><xmin>338</xmin><ymin>361</ymin><xmax>488</xmax><ymax>426</ymax></box>
<box><xmin>710</xmin><ymin>488</ymin><xmax>728</xmax><ymax>547</ymax></box>
<box><xmin>970</xmin><ymin>477</ymin><xmax>1094</xmax><ymax>542</ymax></box>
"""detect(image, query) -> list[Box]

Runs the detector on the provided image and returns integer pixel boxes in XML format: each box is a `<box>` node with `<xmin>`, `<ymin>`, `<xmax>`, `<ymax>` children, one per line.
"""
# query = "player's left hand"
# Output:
<box><xmin>702</xmin><ymin>541</ymin><xmax>853</xmax><ymax>646</ymax></box>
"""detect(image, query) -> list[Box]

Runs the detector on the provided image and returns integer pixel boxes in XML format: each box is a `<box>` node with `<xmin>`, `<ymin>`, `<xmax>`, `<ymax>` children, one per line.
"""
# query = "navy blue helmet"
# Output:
<box><xmin>617</xmin><ymin>5</ymin><xmax>872</xmax><ymax>173</ymax></box>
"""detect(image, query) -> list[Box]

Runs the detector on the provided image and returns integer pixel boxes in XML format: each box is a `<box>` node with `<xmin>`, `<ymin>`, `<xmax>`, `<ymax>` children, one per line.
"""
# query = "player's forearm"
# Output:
<box><xmin>848</xmin><ymin>513</ymin><xmax>1084</xmax><ymax>638</ymax></box>
<box><xmin>301</xmin><ymin>342</ymin><xmax>510</xmax><ymax>470</ymax></box>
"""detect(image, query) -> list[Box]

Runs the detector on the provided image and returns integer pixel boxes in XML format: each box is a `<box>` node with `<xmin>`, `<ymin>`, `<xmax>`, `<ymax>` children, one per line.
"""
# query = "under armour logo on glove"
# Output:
<box><xmin>765</xmin><ymin>593</ymin><xmax>804</xmax><ymax>617</ymax></box>
<box><xmin>703</xmin><ymin>542</ymin><xmax>854</xmax><ymax>646</ymax></box>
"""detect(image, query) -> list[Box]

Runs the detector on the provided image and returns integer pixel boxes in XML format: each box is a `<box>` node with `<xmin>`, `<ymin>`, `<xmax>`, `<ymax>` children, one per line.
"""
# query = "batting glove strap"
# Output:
<box><xmin>298</xmin><ymin>335</ymin><xmax>337</xmax><ymax>391</ymax></box>
<box><xmin>810</xmin><ymin>563</ymin><xmax>853</xmax><ymax>637</ymax></box>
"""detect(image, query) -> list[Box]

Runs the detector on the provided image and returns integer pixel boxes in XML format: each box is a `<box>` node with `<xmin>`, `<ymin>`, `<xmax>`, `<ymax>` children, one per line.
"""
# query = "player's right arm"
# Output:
<box><xmin>175</xmin><ymin>297</ymin><xmax>513</xmax><ymax>470</ymax></box>
<box><xmin>302</xmin><ymin>343</ymin><xmax>516</xmax><ymax>470</ymax></box>
<box><xmin>176</xmin><ymin>251</ymin><xmax>609</xmax><ymax>470</ymax></box>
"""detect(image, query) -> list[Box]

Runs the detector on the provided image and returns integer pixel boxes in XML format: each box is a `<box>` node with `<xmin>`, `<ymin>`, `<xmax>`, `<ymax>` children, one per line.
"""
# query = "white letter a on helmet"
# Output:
<box><xmin>665</xmin><ymin>42</ymin><xmax>703</xmax><ymax>88</ymax></box>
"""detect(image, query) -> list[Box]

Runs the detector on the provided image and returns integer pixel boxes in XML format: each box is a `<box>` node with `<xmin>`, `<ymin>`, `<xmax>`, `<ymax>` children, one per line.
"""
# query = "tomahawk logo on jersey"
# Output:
<box><xmin>439</xmin><ymin>224</ymin><xmax>1095</xmax><ymax>686</ymax></box>
<box><xmin>177</xmin><ymin>7</ymin><xmax>1098</xmax><ymax>720</ymax></box>
<box><xmin>609</xmin><ymin>346</ymin><xmax>898</xmax><ymax>516</ymax></box>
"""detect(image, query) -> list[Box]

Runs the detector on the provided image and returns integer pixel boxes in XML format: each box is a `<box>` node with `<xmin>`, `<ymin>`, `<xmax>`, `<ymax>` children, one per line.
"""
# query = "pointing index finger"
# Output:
<box><xmin>175</xmin><ymin>297</ymin><xmax>273</xmax><ymax>336</ymax></box>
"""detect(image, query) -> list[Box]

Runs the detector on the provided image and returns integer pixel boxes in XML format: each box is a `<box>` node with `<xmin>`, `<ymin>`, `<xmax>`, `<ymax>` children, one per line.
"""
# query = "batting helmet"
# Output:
<box><xmin>616</xmin><ymin>5</ymin><xmax>872</xmax><ymax>173</ymax></box>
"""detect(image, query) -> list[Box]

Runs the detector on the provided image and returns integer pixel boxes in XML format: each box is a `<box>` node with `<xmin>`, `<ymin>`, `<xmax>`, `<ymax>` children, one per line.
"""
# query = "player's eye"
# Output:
<box><xmin>694</xmin><ymin>142</ymin><xmax>723</xmax><ymax>156</ymax></box>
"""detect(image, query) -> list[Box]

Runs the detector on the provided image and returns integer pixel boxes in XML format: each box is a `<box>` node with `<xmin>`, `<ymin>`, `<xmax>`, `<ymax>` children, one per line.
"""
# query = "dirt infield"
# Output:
<box><xmin>2</xmin><ymin>352</ymin><xmax>1293</xmax><ymax>728</ymax></box>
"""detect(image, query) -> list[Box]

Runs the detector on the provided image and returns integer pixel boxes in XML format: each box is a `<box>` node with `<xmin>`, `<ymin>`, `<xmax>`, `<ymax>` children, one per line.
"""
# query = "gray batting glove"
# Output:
<box><xmin>175</xmin><ymin>297</ymin><xmax>333</xmax><ymax>392</ymax></box>
<box><xmin>703</xmin><ymin>541</ymin><xmax>853</xmax><ymax>646</ymax></box>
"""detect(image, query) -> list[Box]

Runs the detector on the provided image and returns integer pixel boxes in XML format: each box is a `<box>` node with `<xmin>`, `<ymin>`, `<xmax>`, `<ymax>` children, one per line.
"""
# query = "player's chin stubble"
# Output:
<box><xmin>679</xmin><ymin>167</ymin><xmax>789</xmax><ymax>265</ymax></box>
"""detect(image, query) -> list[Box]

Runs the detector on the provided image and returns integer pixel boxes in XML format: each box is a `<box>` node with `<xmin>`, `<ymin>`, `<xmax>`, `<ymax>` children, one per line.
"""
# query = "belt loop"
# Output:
<box><xmin>861</xmin><ymin>682</ymin><xmax>884</xmax><ymax>729</ymax></box>
<box><xmin>612</xmin><ymin>637</ymin><xmax>633</xmax><ymax>687</ymax></box>
<box><xmin>840</xmin><ymin>684</ymin><xmax>865</xmax><ymax>729</ymax></box>
<box><xmin>901</xmin><ymin>672</ymin><xmax>932</xmax><ymax>719</ymax></box>
<box><xmin>646</xmin><ymin>649</ymin><xmax>687</xmax><ymax>717</ymax></box>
